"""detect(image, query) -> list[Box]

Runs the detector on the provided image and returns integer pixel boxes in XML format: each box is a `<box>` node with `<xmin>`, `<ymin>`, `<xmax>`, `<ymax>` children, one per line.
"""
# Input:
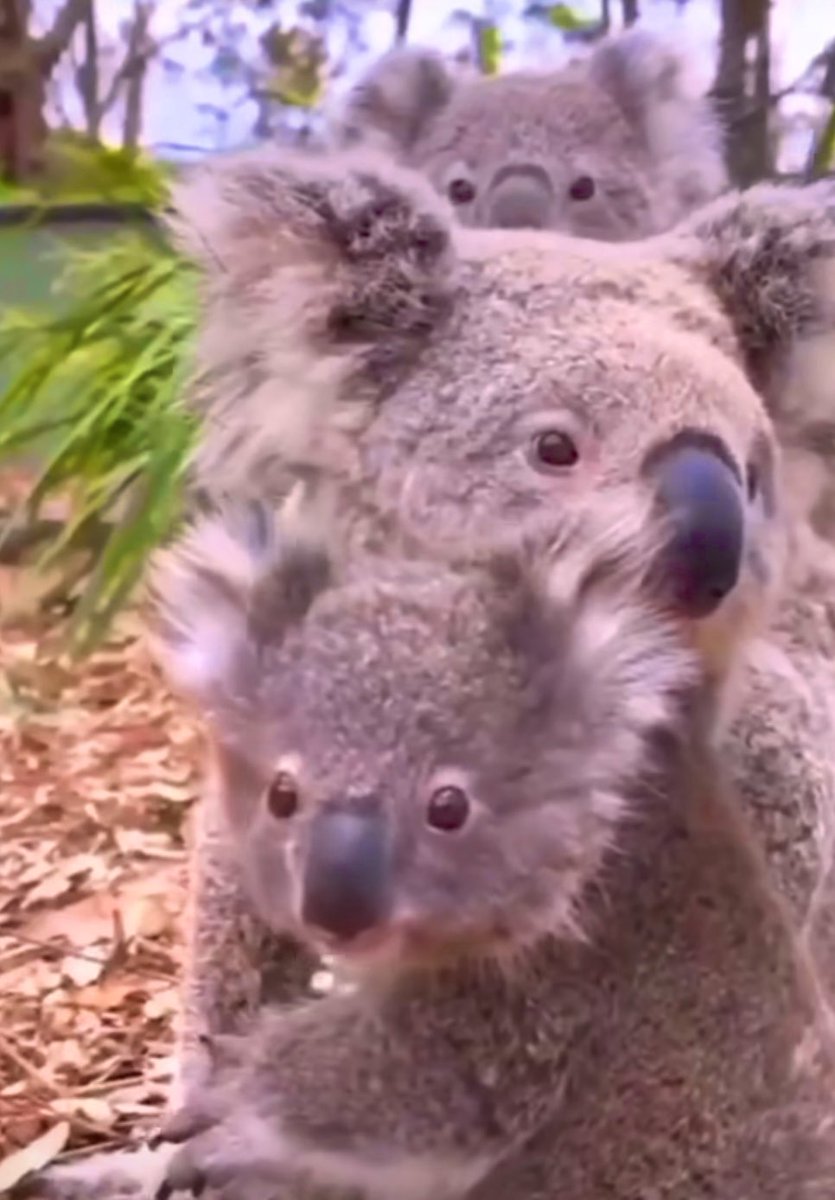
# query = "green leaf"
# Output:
<box><xmin>478</xmin><ymin>22</ymin><xmax>502</xmax><ymax>76</ymax></box>
<box><xmin>547</xmin><ymin>3</ymin><xmax>598</xmax><ymax>31</ymax></box>
<box><xmin>0</xmin><ymin>229</ymin><xmax>198</xmax><ymax>655</ymax></box>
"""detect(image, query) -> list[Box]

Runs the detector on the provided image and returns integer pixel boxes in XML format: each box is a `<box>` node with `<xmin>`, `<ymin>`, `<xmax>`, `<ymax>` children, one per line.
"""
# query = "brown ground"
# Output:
<box><xmin>0</xmin><ymin>485</ymin><xmax>203</xmax><ymax>1185</ymax></box>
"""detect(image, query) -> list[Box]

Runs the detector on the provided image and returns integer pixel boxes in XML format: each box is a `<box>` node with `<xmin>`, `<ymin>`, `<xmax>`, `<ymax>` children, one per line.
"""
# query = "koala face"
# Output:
<box><xmin>336</xmin><ymin>29</ymin><xmax>726</xmax><ymax>237</ymax></box>
<box><xmin>151</xmin><ymin>501</ymin><xmax>694</xmax><ymax>970</ymax></box>
<box><xmin>345</xmin><ymin>249</ymin><xmax>782</xmax><ymax>695</ymax></box>
<box><xmin>405</xmin><ymin>73</ymin><xmax>659</xmax><ymax>239</ymax></box>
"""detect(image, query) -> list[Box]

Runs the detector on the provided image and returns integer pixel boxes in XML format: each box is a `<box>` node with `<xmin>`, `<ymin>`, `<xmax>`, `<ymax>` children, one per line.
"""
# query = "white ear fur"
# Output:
<box><xmin>587</xmin><ymin>28</ymin><xmax>726</xmax><ymax>208</ymax></box>
<box><xmin>146</xmin><ymin>508</ymin><xmax>269</xmax><ymax>703</ymax></box>
<box><xmin>335</xmin><ymin>46</ymin><xmax>457</xmax><ymax>155</ymax></box>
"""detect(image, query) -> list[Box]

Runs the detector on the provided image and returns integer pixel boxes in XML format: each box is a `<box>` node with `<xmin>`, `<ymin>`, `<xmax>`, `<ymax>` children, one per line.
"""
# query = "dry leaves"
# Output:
<box><xmin>0</xmin><ymin>571</ymin><xmax>203</xmax><ymax>1179</ymax></box>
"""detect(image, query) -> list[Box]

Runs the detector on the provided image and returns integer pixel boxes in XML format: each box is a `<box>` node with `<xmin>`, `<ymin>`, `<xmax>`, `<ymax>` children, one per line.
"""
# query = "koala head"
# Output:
<box><xmin>150</xmin><ymin>497</ymin><xmax>694</xmax><ymax>970</ymax></box>
<box><xmin>166</xmin><ymin>148</ymin><xmax>830</xmax><ymax>704</ymax></box>
<box><xmin>333</xmin><ymin>28</ymin><xmax>726</xmax><ymax>238</ymax></box>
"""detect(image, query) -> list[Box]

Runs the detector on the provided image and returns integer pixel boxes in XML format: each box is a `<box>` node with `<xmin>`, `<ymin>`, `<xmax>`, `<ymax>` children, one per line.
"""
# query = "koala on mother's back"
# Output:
<box><xmin>332</xmin><ymin>26</ymin><xmax>727</xmax><ymax>239</ymax></box>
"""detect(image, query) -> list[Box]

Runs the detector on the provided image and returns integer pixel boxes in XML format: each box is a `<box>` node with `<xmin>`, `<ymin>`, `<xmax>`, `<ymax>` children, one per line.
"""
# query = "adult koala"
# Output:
<box><xmin>22</xmin><ymin>149</ymin><xmax>835</xmax><ymax>1200</ymax></box>
<box><xmin>331</xmin><ymin>27</ymin><xmax>727</xmax><ymax>237</ymax></box>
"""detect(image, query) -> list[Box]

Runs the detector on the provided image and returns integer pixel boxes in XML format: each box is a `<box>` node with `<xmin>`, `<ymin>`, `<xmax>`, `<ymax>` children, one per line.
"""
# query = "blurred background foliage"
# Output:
<box><xmin>0</xmin><ymin>0</ymin><xmax>832</xmax><ymax>654</ymax></box>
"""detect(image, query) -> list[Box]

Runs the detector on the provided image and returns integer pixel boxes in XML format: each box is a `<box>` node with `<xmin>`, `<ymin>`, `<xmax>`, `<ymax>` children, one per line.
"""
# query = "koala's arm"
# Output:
<box><xmin>156</xmin><ymin>961</ymin><xmax>575</xmax><ymax>1200</ymax></box>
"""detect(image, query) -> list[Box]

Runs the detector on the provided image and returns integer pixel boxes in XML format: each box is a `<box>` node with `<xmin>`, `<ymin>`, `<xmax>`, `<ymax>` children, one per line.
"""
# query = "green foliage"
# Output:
<box><xmin>0</xmin><ymin>132</ymin><xmax>173</xmax><ymax>209</ymax></box>
<box><xmin>260</xmin><ymin>23</ymin><xmax>326</xmax><ymax>109</ymax></box>
<box><xmin>477</xmin><ymin>21</ymin><xmax>502</xmax><ymax>75</ymax></box>
<box><xmin>809</xmin><ymin>105</ymin><xmax>835</xmax><ymax>178</ymax></box>
<box><xmin>0</xmin><ymin>231</ymin><xmax>199</xmax><ymax>655</ymax></box>
<box><xmin>524</xmin><ymin>2</ymin><xmax>604</xmax><ymax>36</ymax></box>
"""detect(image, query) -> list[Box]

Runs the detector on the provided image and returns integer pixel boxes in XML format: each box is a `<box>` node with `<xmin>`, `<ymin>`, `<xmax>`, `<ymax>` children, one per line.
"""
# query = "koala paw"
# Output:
<box><xmin>152</xmin><ymin>1056</ymin><xmax>288</xmax><ymax>1200</ymax></box>
<box><xmin>154</xmin><ymin>1115</ymin><xmax>284</xmax><ymax>1199</ymax></box>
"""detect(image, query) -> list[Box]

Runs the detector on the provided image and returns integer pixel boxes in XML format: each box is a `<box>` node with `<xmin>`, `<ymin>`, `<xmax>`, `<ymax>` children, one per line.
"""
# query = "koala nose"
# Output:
<box><xmin>488</xmin><ymin>165</ymin><xmax>553</xmax><ymax>230</ymax></box>
<box><xmin>300</xmin><ymin>802</ymin><xmax>392</xmax><ymax>942</ymax></box>
<box><xmin>647</xmin><ymin>436</ymin><xmax>745</xmax><ymax>619</ymax></box>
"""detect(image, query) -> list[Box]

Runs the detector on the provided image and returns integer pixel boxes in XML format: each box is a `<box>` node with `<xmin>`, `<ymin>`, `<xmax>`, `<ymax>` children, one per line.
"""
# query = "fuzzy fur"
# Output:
<box><xmin>332</xmin><ymin>28</ymin><xmax>726</xmax><ymax>238</ymax></box>
<box><xmin>21</xmin><ymin>150</ymin><xmax>835</xmax><ymax>1199</ymax></box>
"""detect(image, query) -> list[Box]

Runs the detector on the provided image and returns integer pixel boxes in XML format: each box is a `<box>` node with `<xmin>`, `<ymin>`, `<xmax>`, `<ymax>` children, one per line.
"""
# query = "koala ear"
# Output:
<box><xmin>166</xmin><ymin>145</ymin><xmax>457</xmax><ymax>498</ymax></box>
<box><xmin>167</xmin><ymin>142</ymin><xmax>455</xmax><ymax>310</ymax></box>
<box><xmin>587</xmin><ymin>27</ymin><xmax>726</xmax><ymax>212</ymax></box>
<box><xmin>672</xmin><ymin>180</ymin><xmax>835</xmax><ymax>397</ymax></box>
<box><xmin>484</xmin><ymin>493</ymin><xmax>692</xmax><ymax>746</ymax></box>
<box><xmin>147</xmin><ymin>500</ymin><xmax>333</xmax><ymax>707</ymax></box>
<box><xmin>335</xmin><ymin>46</ymin><xmax>457</xmax><ymax>157</ymax></box>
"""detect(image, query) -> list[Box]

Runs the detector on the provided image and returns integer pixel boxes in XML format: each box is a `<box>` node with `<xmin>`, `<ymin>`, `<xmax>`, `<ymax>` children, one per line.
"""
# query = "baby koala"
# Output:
<box><xmin>146</xmin><ymin>490</ymin><xmax>696</xmax><ymax>1200</ymax></box>
<box><xmin>333</xmin><ymin>27</ymin><xmax>726</xmax><ymax>237</ymax></box>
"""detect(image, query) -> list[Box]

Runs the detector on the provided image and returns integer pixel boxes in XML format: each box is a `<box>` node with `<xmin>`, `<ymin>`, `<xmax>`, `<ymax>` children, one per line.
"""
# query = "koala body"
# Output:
<box><xmin>333</xmin><ymin>28</ymin><xmax>727</xmax><ymax>238</ymax></box>
<box><xmin>44</xmin><ymin>498</ymin><xmax>835</xmax><ymax>1200</ymax></box>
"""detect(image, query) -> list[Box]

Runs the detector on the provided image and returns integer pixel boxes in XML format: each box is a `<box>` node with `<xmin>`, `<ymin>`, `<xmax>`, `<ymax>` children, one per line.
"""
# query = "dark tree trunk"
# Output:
<box><xmin>711</xmin><ymin>0</ymin><xmax>773</xmax><ymax>186</ymax></box>
<box><xmin>0</xmin><ymin>0</ymin><xmax>87</xmax><ymax>182</ymax></box>
<box><xmin>621</xmin><ymin>0</ymin><xmax>639</xmax><ymax>27</ymax></box>
<box><xmin>394</xmin><ymin>0</ymin><xmax>412</xmax><ymax>44</ymax></box>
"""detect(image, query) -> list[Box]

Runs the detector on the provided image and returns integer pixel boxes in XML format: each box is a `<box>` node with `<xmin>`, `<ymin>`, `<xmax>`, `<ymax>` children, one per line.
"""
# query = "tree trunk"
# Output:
<box><xmin>0</xmin><ymin>0</ymin><xmax>87</xmax><ymax>182</ymax></box>
<box><xmin>621</xmin><ymin>0</ymin><xmax>639</xmax><ymax>27</ymax></box>
<box><xmin>121</xmin><ymin>2</ymin><xmax>151</xmax><ymax>152</ymax></box>
<box><xmin>78</xmin><ymin>0</ymin><xmax>100</xmax><ymax>140</ymax></box>
<box><xmin>710</xmin><ymin>0</ymin><xmax>772</xmax><ymax>186</ymax></box>
<box><xmin>0</xmin><ymin>0</ymin><xmax>44</xmax><ymax>181</ymax></box>
<box><xmin>394</xmin><ymin>0</ymin><xmax>412</xmax><ymax>43</ymax></box>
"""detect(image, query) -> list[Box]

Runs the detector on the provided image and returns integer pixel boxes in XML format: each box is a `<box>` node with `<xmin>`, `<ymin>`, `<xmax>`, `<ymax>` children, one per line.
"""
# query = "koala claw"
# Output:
<box><xmin>154</xmin><ymin>1107</ymin><xmax>217</xmax><ymax>1146</ymax></box>
<box><xmin>155</xmin><ymin>1157</ymin><xmax>209</xmax><ymax>1200</ymax></box>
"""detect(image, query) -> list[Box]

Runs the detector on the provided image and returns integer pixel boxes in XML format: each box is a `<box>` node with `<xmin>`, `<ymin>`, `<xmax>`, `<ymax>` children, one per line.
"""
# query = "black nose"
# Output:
<box><xmin>649</xmin><ymin>439</ymin><xmax>745</xmax><ymax>619</ymax></box>
<box><xmin>300</xmin><ymin>804</ymin><xmax>391</xmax><ymax>942</ymax></box>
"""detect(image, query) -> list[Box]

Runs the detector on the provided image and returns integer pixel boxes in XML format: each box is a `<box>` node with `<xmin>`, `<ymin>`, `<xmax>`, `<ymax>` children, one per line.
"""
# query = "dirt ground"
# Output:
<box><xmin>0</xmin><ymin>569</ymin><xmax>202</xmax><ymax>1185</ymax></box>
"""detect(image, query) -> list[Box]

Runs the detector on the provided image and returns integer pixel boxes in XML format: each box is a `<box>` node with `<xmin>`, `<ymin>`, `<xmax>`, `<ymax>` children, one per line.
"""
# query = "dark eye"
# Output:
<box><xmin>746</xmin><ymin>461</ymin><xmax>760</xmax><ymax>501</ymax></box>
<box><xmin>532</xmin><ymin>429</ymin><xmax>580</xmax><ymax>470</ymax></box>
<box><xmin>568</xmin><ymin>175</ymin><xmax>596</xmax><ymax>202</ymax></box>
<box><xmin>265</xmin><ymin>771</ymin><xmax>299</xmax><ymax>819</ymax></box>
<box><xmin>426</xmin><ymin>785</ymin><xmax>471</xmax><ymax>833</ymax></box>
<box><xmin>447</xmin><ymin>177</ymin><xmax>476</xmax><ymax>205</ymax></box>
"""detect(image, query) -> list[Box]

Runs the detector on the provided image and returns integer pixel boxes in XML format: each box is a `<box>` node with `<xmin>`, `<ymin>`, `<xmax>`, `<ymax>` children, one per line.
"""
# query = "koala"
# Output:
<box><xmin>49</xmin><ymin>494</ymin><xmax>835</xmax><ymax>1200</ymax></box>
<box><xmin>22</xmin><ymin>150</ymin><xmax>835</xmax><ymax>1198</ymax></box>
<box><xmin>331</xmin><ymin>27</ymin><xmax>727</xmax><ymax>237</ymax></box>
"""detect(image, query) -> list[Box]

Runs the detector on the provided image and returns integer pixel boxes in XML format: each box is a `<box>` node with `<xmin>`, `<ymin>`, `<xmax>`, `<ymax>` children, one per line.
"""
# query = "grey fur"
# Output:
<box><xmin>332</xmin><ymin>28</ymin><xmax>727</xmax><ymax>237</ymax></box>
<box><xmin>21</xmin><ymin>150</ymin><xmax>835</xmax><ymax>1199</ymax></box>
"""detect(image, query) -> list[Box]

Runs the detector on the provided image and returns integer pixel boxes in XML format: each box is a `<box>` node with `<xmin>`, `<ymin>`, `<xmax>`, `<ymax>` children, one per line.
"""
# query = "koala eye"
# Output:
<box><xmin>447</xmin><ymin>177</ymin><xmax>476</xmax><ymax>205</ymax></box>
<box><xmin>265</xmin><ymin>771</ymin><xmax>300</xmax><ymax>820</ymax></box>
<box><xmin>568</xmin><ymin>175</ymin><xmax>596</xmax><ymax>202</ymax></box>
<box><xmin>746</xmin><ymin>461</ymin><xmax>760</xmax><ymax>502</ymax></box>
<box><xmin>531</xmin><ymin>429</ymin><xmax>580</xmax><ymax>471</ymax></box>
<box><xmin>426</xmin><ymin>785</ymin><xmax>471</xmax><ymax>833</ymax></box>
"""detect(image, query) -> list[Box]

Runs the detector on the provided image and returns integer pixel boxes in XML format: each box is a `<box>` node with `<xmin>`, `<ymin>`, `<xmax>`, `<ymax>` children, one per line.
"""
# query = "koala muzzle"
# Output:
<box><xmin>300</xmin><ymin>803</ymin><xmax>392</xmax><ymax>942</ymax></box>
<box><xmin>648</xmin><ymin>438</ymin><xmax>745</xmax><ymax>619</ymax></box>
<box><xmin>488</xmin><ymin>165</ymin><xmax>554</xmax><ymax>230</ymax></box>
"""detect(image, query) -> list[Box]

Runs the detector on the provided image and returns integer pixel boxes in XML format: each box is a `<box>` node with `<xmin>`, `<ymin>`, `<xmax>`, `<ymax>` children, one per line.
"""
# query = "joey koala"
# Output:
<box><xmin>332</xmin><ymin>27</ymin><xmax>726</xmax><ymax>238</ymax></box>
<box><xmin>121</xmin><ymin>494</ymin><xmax>697</xmax><ymax>1200</ymax></box>
<box><xmin>62</xmin><ymin>496</ymin><xmax>835</xmax><ymax>1200</ymax></box>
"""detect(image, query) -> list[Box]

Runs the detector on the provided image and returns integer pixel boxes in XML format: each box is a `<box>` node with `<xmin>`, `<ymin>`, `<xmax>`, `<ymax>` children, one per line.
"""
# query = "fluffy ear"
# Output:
<box><xmin>673</xmin><ymin>180</ymin><xmax>835</xmax><ymax>376</ymax></box>
<box><xmin>334</xmin><ymin>46</ymin><xmax>458</xmax><ymax>157</ymax></box>
<box><xmin>147</xmin><ymin>501</ymin><xmax>333</xmax><ymax>707</ymax></box>
<box><xmin>167</xmin><ymin>143</ymin><xmax>455</xmax><ymax>324</ymax></box>
<box><xmin>587</xmin><ymin>27</ymin><xmax>726</xmax><ymax>211</ymax></box>
<box><xmin>164</xmin><ymin>145</ymin><xmax>457</xmax><ymax>498</ymax></box>
<box><xmin>484</xmin><ymin>490</ymin><xmax>693</xmax><ymax>751</ymax></box>
<box><xmin>667</xmin><ymin>180</ymin><xmax>835</xmax><ymax>533</ymax></box>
